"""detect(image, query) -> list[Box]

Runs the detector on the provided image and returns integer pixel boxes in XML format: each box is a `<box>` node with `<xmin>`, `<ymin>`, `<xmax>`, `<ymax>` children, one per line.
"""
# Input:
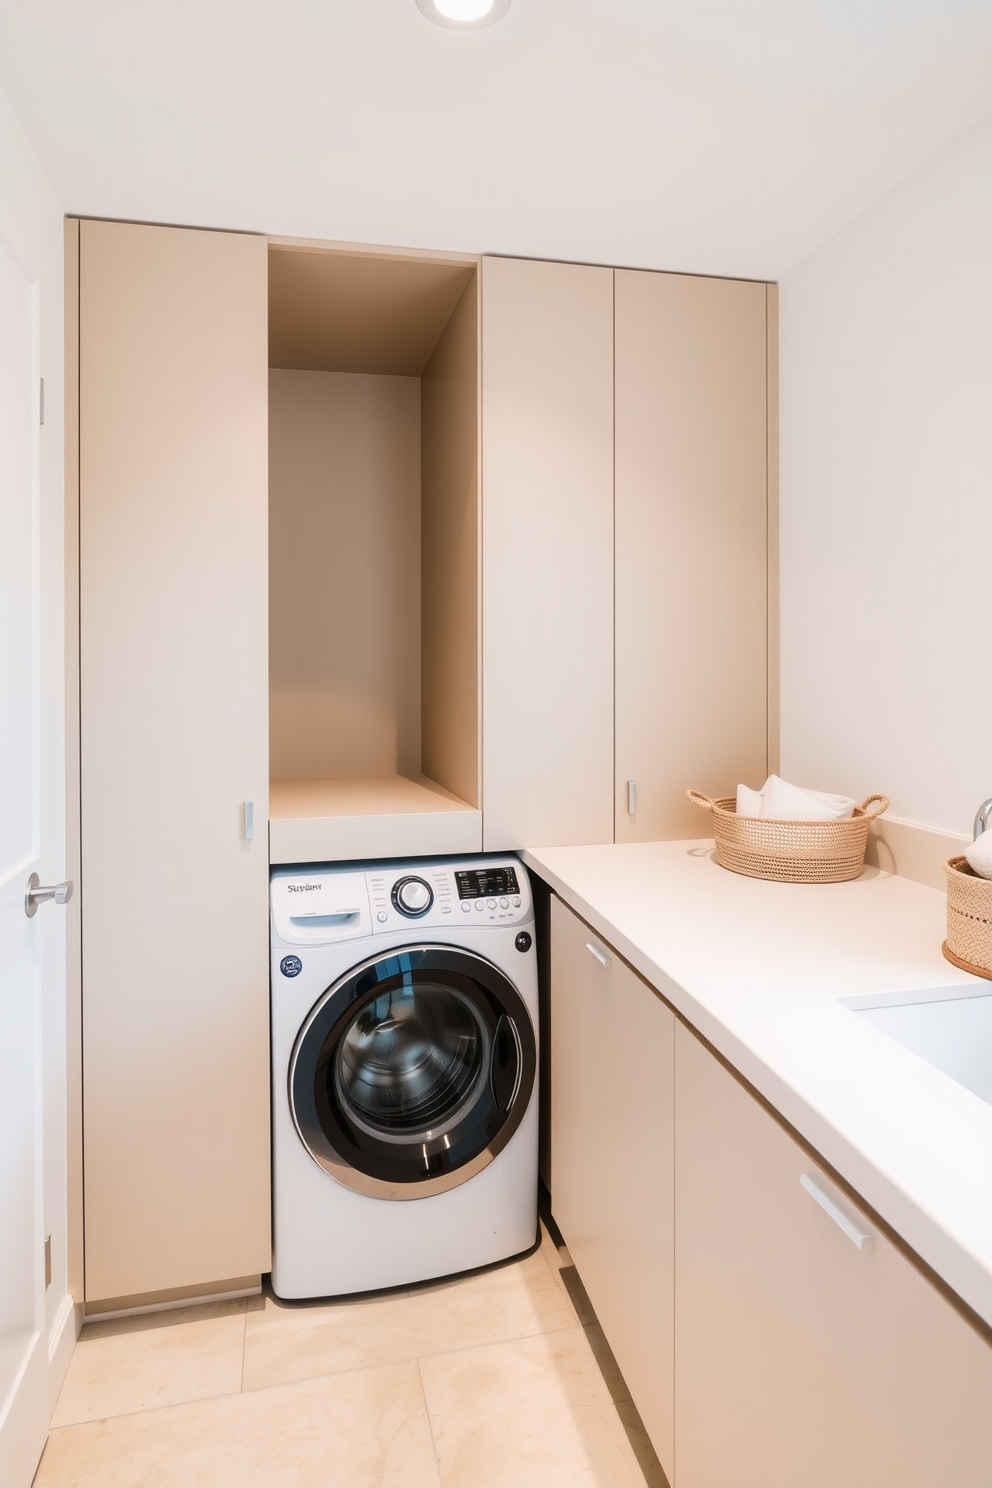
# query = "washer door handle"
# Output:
<box><xmin>491</xmin><ymin>1014</ymin><xmax>522</xmax><ymax>1112</ymax></box>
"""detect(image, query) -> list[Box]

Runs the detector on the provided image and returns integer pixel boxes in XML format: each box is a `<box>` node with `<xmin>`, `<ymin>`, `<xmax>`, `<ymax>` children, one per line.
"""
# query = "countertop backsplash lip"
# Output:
<box><xmin>522</xmin><ymin>839</ymin><xmax>992</xmax><ymax>1333</ymax></box>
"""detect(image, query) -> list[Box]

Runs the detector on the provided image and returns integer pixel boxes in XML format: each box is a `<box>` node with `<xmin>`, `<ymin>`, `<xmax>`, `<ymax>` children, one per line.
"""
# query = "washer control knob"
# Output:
<box><xmin>392</xmin><ymin>876</ymin><xmax>433</xmax><ymax>917</ymax></box>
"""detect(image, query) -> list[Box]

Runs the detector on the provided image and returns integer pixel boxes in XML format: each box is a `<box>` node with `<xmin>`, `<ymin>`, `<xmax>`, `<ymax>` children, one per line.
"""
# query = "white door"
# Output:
<box><xmin>0</xmin><ymin>231</ymin><xmax>59</xmax><ymax>1483</ymax></box>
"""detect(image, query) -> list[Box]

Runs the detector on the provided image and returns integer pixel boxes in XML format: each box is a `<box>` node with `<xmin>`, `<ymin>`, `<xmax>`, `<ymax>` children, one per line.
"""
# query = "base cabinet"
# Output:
<box><xmin>674</xmin><ymin>1021</ymin><xmax>992</xmax><ymax>1488</ymax></box>
<box><xmin>550</xmin><ymin>896</ymin><xmax>675</xmax><ymax>1478</ymax></box>
<box><xmin>549</xmin><ymin>907</ymin><xmax>992</xmax><ymax>1486</ymax></box>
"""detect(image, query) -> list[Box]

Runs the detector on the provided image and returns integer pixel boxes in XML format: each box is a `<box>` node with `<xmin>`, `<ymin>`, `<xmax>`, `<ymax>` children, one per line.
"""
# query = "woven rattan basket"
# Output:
<box><xmin>942</xmin><ymin>856</ymin><xmax>992</xmax><ymax>979</ymax></box>
<box><xmin>686</xmin><ymin>789</ymin><xmax>889</xmax><ymax>884</ymax></box>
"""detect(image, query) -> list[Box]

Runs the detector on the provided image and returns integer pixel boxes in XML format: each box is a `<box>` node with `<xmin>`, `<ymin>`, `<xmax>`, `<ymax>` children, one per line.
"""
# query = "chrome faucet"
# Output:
<box><xmin>974</xmin><ymin>799</ymin><xmax>992</xmax><ymax>840</ymax></box>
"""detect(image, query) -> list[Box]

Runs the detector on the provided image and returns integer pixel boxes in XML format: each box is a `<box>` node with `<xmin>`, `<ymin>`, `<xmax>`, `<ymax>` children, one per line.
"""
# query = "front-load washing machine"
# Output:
<box><xmin>270</xmin><ymin>855</ymin><xmax>538</xmax><ymax>1299</ymax></box>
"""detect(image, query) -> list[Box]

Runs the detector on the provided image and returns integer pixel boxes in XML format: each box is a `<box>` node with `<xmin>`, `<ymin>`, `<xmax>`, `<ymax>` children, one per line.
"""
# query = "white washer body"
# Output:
<box><xmin>270</xmin><ymin>855</ymin><xmax>538</xmax><ymax>1299</ymax></box>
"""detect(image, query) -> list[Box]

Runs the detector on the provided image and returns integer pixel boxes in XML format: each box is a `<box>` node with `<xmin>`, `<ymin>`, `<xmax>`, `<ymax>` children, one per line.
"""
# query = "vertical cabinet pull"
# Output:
<box><xmin>627</xmin><ymin>779</ymin><xmax>637</xmax><ymax>816</ymax></box>
<box><xmin>800</xmin><ymin>1172</ymin><xmax>873</xmax><ymax>1251</ymax></box>
<box><xmin>244</xmin><ymin>800</ymin><xmax>254</xmax><ymax>842</ymax></box>
<box><xmin>586</xmin><ymin>942</ymin><xmax>611</xmax><ymax>968</ymax></box>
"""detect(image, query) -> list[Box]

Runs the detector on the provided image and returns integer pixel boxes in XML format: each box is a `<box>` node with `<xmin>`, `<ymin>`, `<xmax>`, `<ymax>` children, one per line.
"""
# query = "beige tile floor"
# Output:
<box><xmin>36</xmin><ymin>1225</ymin><xmax>668</xmax><ymax>1488</ymax></box>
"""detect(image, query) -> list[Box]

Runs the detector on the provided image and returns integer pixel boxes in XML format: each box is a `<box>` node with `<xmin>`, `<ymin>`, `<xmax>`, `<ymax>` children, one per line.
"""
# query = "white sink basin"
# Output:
<box><xmin>844</xmin><ymin>986</ymin><xmax>992</xmax><ymax>1106</ymax></box>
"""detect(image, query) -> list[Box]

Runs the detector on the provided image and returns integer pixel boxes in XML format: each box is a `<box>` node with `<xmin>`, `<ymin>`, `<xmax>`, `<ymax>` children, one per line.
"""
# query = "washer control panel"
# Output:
<box><xmin>272</xmin><ymin>857</ymin><xmax>532</xmax><ymax>945</ymax></box>
<box><xmin>367</xmin><ymin>857</ymin><xmax>531</xmax><ymax>932</ymax></box>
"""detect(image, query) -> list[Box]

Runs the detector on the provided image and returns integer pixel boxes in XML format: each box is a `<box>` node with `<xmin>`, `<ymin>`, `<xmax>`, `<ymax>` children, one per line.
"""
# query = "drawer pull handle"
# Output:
<box><xmin>800</xmin><ymin>1172</ymin><xmax>873</xmax><ymax>1251</ymax></box>
<box><xmin>586</xmin><ymin>942</ymin><xmax>611</xmax><ymax>968</ymax></box>
<box><xmin>627</xmin><ymin>780</ymin><xmax>637</xmax><ymax>816</ymax></box>
<box><xmin>244</xmin><ymin>800</ymin><xmax>254</xmax><ymax>842</ymax></box>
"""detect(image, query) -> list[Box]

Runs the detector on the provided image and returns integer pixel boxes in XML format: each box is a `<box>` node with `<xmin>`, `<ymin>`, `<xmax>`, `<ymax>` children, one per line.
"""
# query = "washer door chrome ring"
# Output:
<box><xmin>288</xmin><ymin>944</ymin><xmax>536</xmax><ymax>1201</ymax></box>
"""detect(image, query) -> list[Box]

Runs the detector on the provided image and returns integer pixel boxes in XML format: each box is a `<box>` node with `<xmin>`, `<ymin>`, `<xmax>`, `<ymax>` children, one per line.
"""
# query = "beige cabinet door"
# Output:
<box><xmin>615</xmin><ymin>271</ymin><xmax>769</xmax><ymax>841</ymax></box>
<box><xmin>550</xmin><ymin>896</ymin><xmax>675</xmax><ymax>1476</ymax></box>
<box><xmin>675</xmin><ymin>1021</ymin><xmax>992</xmax><ymax>1487</ymax></box>
<box><xmin>481</xmin><ymin>256</ymin><xmax>614</xmax><ymax>850</ymax></box>
<box><xmin>79</xmin><ymin>221</ymin><xmax>271</xmax><ymax>1305</ymax></box>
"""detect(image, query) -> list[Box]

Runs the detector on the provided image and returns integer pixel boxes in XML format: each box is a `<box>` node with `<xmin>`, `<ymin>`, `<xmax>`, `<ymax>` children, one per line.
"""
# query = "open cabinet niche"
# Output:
<box><xmin>267</xmin><ymin>243</ymin><xmax>482</xmax><ymax>863</ymax></box>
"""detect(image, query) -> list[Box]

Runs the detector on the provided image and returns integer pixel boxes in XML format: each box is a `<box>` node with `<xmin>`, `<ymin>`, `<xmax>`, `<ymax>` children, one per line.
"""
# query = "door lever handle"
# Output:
<box><xmin>25</xmin><ymin>873</ymin><xmax>73</xmax><ymax>918</ymax></box>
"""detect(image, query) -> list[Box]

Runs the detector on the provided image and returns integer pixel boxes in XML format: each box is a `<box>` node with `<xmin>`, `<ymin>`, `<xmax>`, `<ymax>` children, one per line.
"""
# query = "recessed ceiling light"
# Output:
<box><xmin>416</xmin><ymin>0</ymin><xmax>511</xmax><ymax>30</ymax></box>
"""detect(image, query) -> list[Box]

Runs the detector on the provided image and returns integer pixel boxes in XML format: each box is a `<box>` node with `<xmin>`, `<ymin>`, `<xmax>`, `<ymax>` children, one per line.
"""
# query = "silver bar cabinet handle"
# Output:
<box><xmin>244</xmin><ymin>800</ymin><xmax>254</xmax><ymax>842</ymax></box>
<box><xmin>25</xmin><ymin>873</ymin><xmax>73</xmax><ymax>919</ymax></box>
<box><xmin>586</xmin><ymin>942</ymin><xmax>611</xmax><ymax>968</ymax></box>
<box><xmin>627</xmin><ymin>780</ymin><xmax>637</xmax><ymax>816</ymax></box>
<box><xmin>800</xmin><ymin>1172</ymin><xmax>873</xmax><ymax>1251</ymax></box>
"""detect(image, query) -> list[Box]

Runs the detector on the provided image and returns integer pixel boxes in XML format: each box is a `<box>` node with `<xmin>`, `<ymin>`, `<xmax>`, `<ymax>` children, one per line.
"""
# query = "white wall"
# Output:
<box><xmin>0</xmin><ymin>81</ymin><xmax>73</xmax><ymax>1408</ymax></box>
<box><xmin>779</xmin><ymin>113</ymin><xmax>992</xmax><ymax>838</ymax></box>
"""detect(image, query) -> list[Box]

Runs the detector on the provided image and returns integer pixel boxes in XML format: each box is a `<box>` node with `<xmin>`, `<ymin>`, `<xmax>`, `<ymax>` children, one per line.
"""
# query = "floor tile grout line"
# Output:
<box><xmin>54</xmin><ymin>1335</ymin><xmax>575</xmax><ymax>1438</ymax></box>
<box><xmin>238</xmin><ymin>1319</ymin><xmax>592</xmax><ymax>1397</ymax></box>
<box><xmin>62</xmin><ymin>1308</ymin><xmax>584</xmax><ymax>1428</ymax></box>
<box><xmin>416</xmin><ymin>1357</ymin><xmax>446</xmax><ymax>1488</ymax></box>
<box><xmin>53</xmin><ymin>1314</ymin><xmax>615</xmax><ymax>1436</ymax></box>
<box><xmin>49</xmin><ymin>1379</ymin><xmax>252</xmax><ymax>1433</ymax></box>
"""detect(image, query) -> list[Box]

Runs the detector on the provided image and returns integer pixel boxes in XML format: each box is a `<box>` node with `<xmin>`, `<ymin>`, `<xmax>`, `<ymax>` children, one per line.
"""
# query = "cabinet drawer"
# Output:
<box><xmin>675</xmin><ymin>1021</ymin><xmax>992</xmax><ymax>1487</ymax></box>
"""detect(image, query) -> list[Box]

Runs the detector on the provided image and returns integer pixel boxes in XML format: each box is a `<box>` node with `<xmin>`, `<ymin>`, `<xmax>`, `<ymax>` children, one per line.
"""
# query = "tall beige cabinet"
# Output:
<box><xmin>77</xmin><ymin>221</ymin><xmax>271</xmax><ymax>1309</ymax></box>
<box><xmin>481</xmin><ymin>256</ymin><xmax>773</xmax><ymax>849</ymax></box>
<box><xmin>481</xmin><ymin>256</ymin><xmax>615</xmax><ymax>850</ymax></box>
<box><xmin>615</xmin><ymin>271</ymin><xmax>770</xmax><ymax>841</ymax></box>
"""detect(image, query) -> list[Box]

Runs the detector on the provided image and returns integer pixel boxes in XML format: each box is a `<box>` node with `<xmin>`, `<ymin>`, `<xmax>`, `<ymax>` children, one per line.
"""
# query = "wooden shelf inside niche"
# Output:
<box><xmin>268</xmin><ymin>774</ymin><xmax>482</xmax><ymax>865</ymax></box>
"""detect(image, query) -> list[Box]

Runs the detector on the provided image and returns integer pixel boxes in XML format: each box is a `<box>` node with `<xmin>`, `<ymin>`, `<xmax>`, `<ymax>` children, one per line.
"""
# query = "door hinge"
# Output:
<box><xmin>39</xmin><ymin>377</ymin><xmax>45</xmax><ymax>426</ymax></box>
<box><xmin>44</xmin><ymin>1235</ymin><xmax>52</xmax><ymax>1288</ymax></box>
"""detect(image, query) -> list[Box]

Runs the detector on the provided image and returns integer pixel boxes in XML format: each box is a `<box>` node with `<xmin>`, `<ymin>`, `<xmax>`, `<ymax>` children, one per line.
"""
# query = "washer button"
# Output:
<box><xmin>376</xmin><ymin>910</ymin><xmax>388</xmax><ymax>923</ymax></box>
<box><xmin>475</xmin><ymin>901</ymin><xmax>484</xmax><ymax>912</ymax></box>
<box><xmin>461</xmin><ymin>902</ymin><xmax>472</xmax><ymax>913</ymax></box>
<box><xmin>499</xmin><ymin>896</ymin><xmax>509</xmax><ymax>909</ymax></box>
<box><xmin>514</xmin><ymin>932</ymin><xmax>532</xmax><ymax>953</ymax></box>
<box><xmin>512</xmin><ymin>896</ymin><xmax>521</xmax><ymax>907</ymax></box>
<box><xmin>441</xmin><ymin>906</ymin><xmax>452</xmax><ymax>914</ymax></box>
<box><xmin>487</xmin><ymin>898</ymin><xmax>496</xmax><ymax>909</ymax></box>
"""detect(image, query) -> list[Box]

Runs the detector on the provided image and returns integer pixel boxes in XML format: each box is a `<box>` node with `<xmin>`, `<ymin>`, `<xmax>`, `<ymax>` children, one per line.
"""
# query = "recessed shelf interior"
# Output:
<box><xmin>267</xmin><ymin>244</ymin><xmax>481</xmax><ymax>855</ymax></box>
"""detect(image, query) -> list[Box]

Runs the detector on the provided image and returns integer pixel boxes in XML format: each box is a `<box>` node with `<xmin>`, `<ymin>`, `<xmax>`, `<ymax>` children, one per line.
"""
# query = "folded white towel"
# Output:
<box><xmin>965</xmin><ymin>830</ymin><xmax>992</xmax><ymax>880</ymax></box>
<box><xmin>761</xmin><ymin>775</ymin><xmax>841</xmax><ymax>821</ymax></box>
<box><xmin>736</xmin><ymin>783</ymin><xmax>764</xmax><ymax>818</ymax></box>
<box><xmin>799</xmin><ymin>786</ymin><xmax>857</xmax><ymax>820</ymax></box>
<box><xmin>733</xmin><ymin>775</ymin><xmax>857</xmax><ymax>822</ymax></box>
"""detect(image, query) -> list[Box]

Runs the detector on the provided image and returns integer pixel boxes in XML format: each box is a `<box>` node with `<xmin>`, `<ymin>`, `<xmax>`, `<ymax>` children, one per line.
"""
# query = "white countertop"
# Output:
<box><xmin>522</xmin><ymin>840</ymin><xmax>992</xmax><ymax>1328</ymax></box>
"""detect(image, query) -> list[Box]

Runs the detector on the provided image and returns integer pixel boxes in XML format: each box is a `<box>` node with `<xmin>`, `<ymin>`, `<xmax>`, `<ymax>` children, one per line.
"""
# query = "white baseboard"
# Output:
<box><xmin>47</xmin><ymin>1291</ymin><xmax>79</xmax><ymax>1416</ymax></box>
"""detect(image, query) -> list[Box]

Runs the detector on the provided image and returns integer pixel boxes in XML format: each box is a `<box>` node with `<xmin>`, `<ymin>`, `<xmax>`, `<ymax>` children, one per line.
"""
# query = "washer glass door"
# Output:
<box><xmin>290</xmin><ymin>947</ymin><xmax>535</xmax><ymax>1199</ymax></box>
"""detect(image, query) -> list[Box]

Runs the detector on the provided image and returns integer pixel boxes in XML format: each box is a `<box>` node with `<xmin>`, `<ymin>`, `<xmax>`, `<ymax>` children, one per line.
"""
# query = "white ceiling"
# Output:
<box><xmin>2</xmin><ymin>0</ymin><xmax>991</xmax><ymax>279</ymax></box>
